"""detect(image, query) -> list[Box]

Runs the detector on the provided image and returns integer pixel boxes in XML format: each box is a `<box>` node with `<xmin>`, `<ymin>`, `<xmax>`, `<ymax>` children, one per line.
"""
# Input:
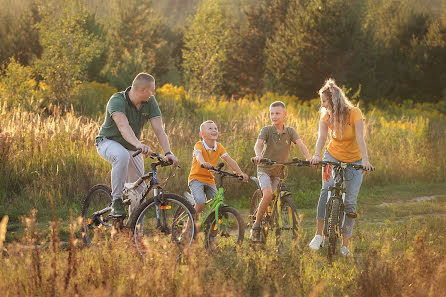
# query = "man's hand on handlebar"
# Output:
<box><xmin>135</xmin><ymin>143</ymin><xmax>152</xmax><ymax>157</ymax></box>
<box><xmin>165</xmin><ymin>153</ymin><xmax>179</xmax><ymax>167</ymax></box>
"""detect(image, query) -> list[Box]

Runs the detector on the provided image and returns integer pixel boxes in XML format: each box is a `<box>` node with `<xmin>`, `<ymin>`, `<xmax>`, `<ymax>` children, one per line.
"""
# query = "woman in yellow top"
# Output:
<box><xmin>309</xmin><ymin>79</ymin><xmax>374</xmax><ymax>257</ymax></box>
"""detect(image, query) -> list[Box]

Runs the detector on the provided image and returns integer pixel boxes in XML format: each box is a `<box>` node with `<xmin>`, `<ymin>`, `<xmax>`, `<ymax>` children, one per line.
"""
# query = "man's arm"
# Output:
<box><xmin>150</xmin><ymin>117</ymin><xmax>179</xmax><ymax>165</ymax></box>
<box><xmin>112</xmin><ymin>113</ymin><xmax>152</xmax><ymax>155</ymax></box>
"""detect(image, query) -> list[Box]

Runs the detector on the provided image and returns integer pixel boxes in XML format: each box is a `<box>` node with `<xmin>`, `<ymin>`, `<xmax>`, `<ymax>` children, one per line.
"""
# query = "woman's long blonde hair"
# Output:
<box><xmin>319</xmin><ymin>79</ymin><xmax>355</xmax><ymax>140</ymax></box>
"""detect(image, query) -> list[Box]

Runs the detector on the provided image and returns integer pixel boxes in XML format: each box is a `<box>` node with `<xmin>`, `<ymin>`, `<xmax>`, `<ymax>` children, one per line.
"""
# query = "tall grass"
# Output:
<box><xmin>0</xmin><ymin>86</ymin><xmax>445</xmax><ymax>221</ymax></box>
<box><xmin>0</xmin><ymin>212</ymin><xmax>445</xmax><ymax>296</ymax></box>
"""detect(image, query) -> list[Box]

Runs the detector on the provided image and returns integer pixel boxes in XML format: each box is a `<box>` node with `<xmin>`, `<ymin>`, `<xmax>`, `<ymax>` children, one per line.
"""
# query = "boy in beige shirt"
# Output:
<box><xmin>250</xmin><ymin>101</ymin><xmax>311</xmax><ymax>242</ymax></box>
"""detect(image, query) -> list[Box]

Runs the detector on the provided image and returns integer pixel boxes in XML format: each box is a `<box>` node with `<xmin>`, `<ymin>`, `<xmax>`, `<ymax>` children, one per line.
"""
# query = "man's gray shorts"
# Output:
<box><xmin>188</xmin><ymin>179</ymin><xmax>218</xmax><ymax>205</ymax></box>
<box><xmin>257</xmin><ymin>171</ymin><xmax>280</xmax><ymax>192</ymax></box>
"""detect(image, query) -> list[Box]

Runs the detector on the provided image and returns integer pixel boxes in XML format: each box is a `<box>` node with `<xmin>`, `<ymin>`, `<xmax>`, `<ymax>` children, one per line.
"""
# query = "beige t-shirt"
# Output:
<box><xmin>257</xmin><ymin>125</ymin><xmax>300</xmax><ymax>177</ymax></box>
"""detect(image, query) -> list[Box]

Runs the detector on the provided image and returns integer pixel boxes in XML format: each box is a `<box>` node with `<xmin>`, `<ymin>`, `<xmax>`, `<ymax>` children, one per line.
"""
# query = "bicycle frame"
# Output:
<box><xmin>89</xmin><ymin>154</ymin><xmax>170</xmax><ymax>231</ymax></box>
<box><xmin>199</xmin><ymin>169</ymin><xmax>232</xmax><ymax>232</ymax></box>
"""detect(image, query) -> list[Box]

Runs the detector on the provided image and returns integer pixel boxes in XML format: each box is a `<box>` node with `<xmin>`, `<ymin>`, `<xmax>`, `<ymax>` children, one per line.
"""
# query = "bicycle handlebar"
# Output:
<box><xmin>318</xmin><ymin>160</ymin><xmax>374</xmax><ymax>171</ymax></box>
<box><xmin>201</xmin><ymin>163</ymin><xmax>243</xmax><ymax>180</ymax></box>
<box><xmin>132</xmin><ymin>149</ymin><xmax>174</xmax><ymax>167</ymax></box>
<box><xmin>258</xmin><ymin>158</ymin><xmax>311</xmax><ymax>167</ymax></box>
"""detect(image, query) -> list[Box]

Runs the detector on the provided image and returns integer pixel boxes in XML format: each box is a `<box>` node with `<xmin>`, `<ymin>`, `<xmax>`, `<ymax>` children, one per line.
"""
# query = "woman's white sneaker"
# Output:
<box><xmin>309</xmin><ymin>234</ymin><xmax>323</xmax><ymax>250</ymax></box>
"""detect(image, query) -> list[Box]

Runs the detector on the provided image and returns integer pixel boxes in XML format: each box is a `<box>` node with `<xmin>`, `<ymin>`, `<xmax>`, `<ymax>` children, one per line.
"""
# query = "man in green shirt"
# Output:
<box><xmin>96</xmin><ymin>73</ymin><xmax>178</xmax><ymax>217</ymax></box>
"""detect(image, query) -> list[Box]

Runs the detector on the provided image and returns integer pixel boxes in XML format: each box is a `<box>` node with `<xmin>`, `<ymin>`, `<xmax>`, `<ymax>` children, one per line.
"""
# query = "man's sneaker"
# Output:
<box><xmin>249</xmin><ymin>226</ymin><xmax>262</xmax><ymax>242</ymax></box>
<box><xmin>111</xmin><ymin>198</ymin><xmax>127</xmax><ymax>217</ymax></box>
<box><xmin>309</xmin><ymin>234</ymin><xmax>323</xmax><ymax>250</ymax></box>
<box><xmin>340</xmin><ymin>245</ymin><xmax>353</xmax><ymax>257</ymax></box>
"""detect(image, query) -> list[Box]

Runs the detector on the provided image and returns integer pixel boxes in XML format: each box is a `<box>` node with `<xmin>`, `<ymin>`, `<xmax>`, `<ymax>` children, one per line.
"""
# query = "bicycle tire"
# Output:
<box><xmin>273</xmin><ymin>194</ymin><xmax>298</xmax><ymax>248</ymax></box>
<box><xmin>203</xmin><ymin>206</ymin><xmax>245</xmax><ymax>251</ymax></box>
<box><xmin>81</xmin><ymin>184</ymin><xmax>113</xmax><ymax>246</ymax></box>
<box><xmin>127</xmin><ymin>193</ymin><xmax>197</xmax><ymax>255</ymax></box>
<box><xmin>327</xmin><ymin>198</ymin><xmax>341</xmax><ymax>261</ymax></box>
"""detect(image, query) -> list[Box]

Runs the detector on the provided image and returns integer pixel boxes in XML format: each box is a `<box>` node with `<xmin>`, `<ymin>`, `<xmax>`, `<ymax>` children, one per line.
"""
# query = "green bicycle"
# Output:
<box><xmin>183</xmin><ymin>163</ymin><xmax>245</xmax><ymax>251</ymax></box>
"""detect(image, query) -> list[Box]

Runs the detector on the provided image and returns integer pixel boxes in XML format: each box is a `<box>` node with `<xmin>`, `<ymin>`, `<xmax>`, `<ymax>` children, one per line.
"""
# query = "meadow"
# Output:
<box><xmin>0</xmin><ymin>85</ymin><xmax>445</xmax><ymax>296</ymax></box>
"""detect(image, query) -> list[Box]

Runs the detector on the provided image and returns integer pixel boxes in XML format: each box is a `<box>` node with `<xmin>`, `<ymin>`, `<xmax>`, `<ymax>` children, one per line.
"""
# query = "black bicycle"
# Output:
<box><xmin>81</xmin><ymin>151</ymin><xmax>196</xmax><ymax>254</ymax></box>
<box><xmin>318</xmin><ymin>160</ymin><xmax>371</xmax><ymax>261</ymax></box>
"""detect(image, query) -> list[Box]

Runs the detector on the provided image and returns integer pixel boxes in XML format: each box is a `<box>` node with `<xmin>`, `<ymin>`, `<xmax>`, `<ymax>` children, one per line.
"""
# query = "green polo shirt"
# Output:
<box><xmin>257</xmin><ymin>125</ymin><xmax>300</xmax><ymax>177</ymax></box>
<box><xmin>95</xmin><ymin>87</ymin><xmax>162</xmax><ymax>150</ymax></box>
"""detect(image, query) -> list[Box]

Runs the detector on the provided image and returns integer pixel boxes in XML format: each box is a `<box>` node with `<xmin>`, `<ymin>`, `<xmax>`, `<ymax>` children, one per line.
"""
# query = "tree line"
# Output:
<box><xmin>0</xmin><ymin>0</ymin><xmax>445</xmax><ymax>113</ymax></box>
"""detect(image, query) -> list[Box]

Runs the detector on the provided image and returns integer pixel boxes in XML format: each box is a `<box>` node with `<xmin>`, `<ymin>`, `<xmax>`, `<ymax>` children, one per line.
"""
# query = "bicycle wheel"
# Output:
<box><xmin>127</xmin><ymin>193</ymin><xmax>196</xmax><ymax>255</ymax></box>
<box><xmin>249</xmin><ymin>189</ymin><xmax>262</xmax><ymax>224</ymax></box>
<box><xmin>273</xmin><ymin>195</ymin><xmax>298</xmax><ymax>248</ymax></box>
<box><xmin>203</xmin><ymin>206</ymin><xmax>245</xmax><ymax>252</ymax></box>
<box><xmin>81</xmin><ymin>184</ymin><xmax>113</xmax><ymax>246</ymax></box>
<box><xmin>327</xmin><ymin>198</ymin><xmax>341</xmax><ymax>261</ymax></box>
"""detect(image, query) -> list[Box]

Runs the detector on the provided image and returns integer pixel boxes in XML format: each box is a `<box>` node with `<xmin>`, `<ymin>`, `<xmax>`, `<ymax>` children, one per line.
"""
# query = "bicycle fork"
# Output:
<box><xmin>323</xmin><ymin>190</ymin><xmax>346</xmax><ymax>246</ymax></box>
<box><xmin>154</xmin><ymin>188</ymin><xmax>170</xmax><ymax>234</ymax></box>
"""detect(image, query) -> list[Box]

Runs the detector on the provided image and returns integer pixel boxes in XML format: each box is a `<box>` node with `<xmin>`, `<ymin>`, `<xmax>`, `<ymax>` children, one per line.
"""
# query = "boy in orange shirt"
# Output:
<box><xmin>188</xmin><ymin>120</ymin><xmax>248</xmax><ymax>215</ymax></box>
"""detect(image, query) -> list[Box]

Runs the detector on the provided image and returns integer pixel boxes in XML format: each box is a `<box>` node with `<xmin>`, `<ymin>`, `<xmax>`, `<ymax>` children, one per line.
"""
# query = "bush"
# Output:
<box><xmin>71</xmin><ymin>82</ymin><xmax>117</xmax><ymax>118</ymax></box>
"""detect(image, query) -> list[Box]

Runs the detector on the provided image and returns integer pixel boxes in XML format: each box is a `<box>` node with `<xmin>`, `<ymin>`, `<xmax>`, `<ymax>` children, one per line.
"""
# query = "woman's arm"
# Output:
<box><xmin>310</xmin><ymin>120</ymin><xmax>328</xmax><ymax>164</ymax></box>
<box><xmin>355</xmin><ymin>119</ymin><xmax>373</xmax><ymax>171</ymax></box>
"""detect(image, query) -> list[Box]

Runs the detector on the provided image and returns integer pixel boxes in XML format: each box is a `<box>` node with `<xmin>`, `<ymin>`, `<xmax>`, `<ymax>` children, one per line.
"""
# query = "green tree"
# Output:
<box><xmin>0</xmin><ymin>0</ymin><xmax>41</xmax><ymax>66</ymax></box>
<box><xmin>182</xmin><ymin>0</ymin><xmax>239</xmax><ymax>96</ymax></box>
<box><xmin>265</xmin><ymin>0</ymin><xmax>363</xmax><ymax>99</ymax></box>
<box><xmin>223</xmin><ymin>0</ymin><xmax>293</xmax><ymax>97</ymax></box>
<box><xmin>102</xmin><ymin>0</ymin><xmax>174</xmax><ymax>90</ymax></box>
<box><xmin>0</xmin><ymin>58</ymin><xmax>38</xmax><ymax>110</ymax></box>
<box><xmin>360</xmin><ymin>0</ymin><xmax>434</xmax><ymax>101</ymax></box>
<box><xmin>35</xmin><ymin>0</ymin><xmax>103</xmax><ymax>108</ymax></box>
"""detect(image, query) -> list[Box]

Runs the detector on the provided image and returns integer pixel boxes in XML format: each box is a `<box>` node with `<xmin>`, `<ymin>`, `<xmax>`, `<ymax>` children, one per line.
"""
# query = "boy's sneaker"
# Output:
<box><xmin>179</xmin><ymin>229</ymin><xmax>192</xmax><ymax>246</ymax></box>
<box><xmin>309</xmin><ymin>234</ymin><xmax>323</xmax><ymax>250</ymax></box>
<box><xmin>249</xmin><ymin>226</ymin><xmax>262</xmax><ymax>242</ymax></box>
<box><xmin>340</xmin><ymin>246</ymin><xmax>353</xmax><ymax>257</ymax></box>
<box><xmin>111</xmin><ymin>198</ymin><xmax>127</xmax><ymax>217</ymax></box>
<box><xmin>208</xmin><ymin>235</ymin><xmax>218</xmax><ymax>251</ymax></box>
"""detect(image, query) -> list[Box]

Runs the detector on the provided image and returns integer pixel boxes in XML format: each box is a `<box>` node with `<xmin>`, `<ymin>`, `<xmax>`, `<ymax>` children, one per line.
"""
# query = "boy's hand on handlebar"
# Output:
<box><xmin>165</xmin><ymin>154</ymin><xmax>179</xmax><ymax>167</ymax></box>
<box><xmin>251</xmin><ymin>156</ymin><xmax>262</xmax><ymax>165</ymax></box>
<box><xmin>361</xmin><ymin>159</ymin><xmax>374</xmax><ymax>173</ymax></box>
<box><xmin>239</xmin><ymin>172</ymin><xmax>249</xmax><ymax>182</ymax></box>
<box><xmin>135</xmin><ymin>144</ymin><xmax>152</xmax><ymax>157</ymax></box>
<box><xmin>201</xmin><ymin>162</ymin><xmax>213</xmax><ymax>169</ymax></box>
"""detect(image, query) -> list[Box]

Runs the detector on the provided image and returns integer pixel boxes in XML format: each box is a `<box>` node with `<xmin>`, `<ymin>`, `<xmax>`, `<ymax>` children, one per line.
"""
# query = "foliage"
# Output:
<box><xmin>182</xmin><ymin>0</ymin><xmax>239</xmax><ymax>96</ymax></box>
<box><xmin>102</xmin><ymin>0</ymin><xmax>176</xmax><ymax>90</ymax></box>
<box><xmin>0</xmin><ymin>0</ymin><xmax>41</xmax><ymax>66</ymax></box>
<box><xmin>34</xmin><ymin>0</ymin><xmax>103</xmax><ymax>108</ymax></box>
<box><xmin>71</xmin><ymin>82</ymin><xmax>117</xmax><ymax>118</ymax></box>
<box><xmin>0</xmin><ymin>58</ymin><xmax>39</xmax><ymax>111</ymax></box>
